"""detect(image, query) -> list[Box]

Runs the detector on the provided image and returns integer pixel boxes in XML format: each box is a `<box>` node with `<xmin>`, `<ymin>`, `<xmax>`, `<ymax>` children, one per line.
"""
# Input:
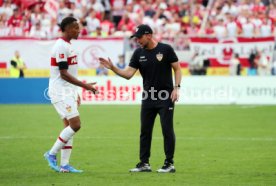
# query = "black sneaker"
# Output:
<box><xmin>157</xmin><ymin>162</ymin><xmax>176</xmax><ymax>173</ymax></box>
<box><xmin>129</xmin><ymin>162</ymin><xmax>152</xmax><ymax>172</ymax></box>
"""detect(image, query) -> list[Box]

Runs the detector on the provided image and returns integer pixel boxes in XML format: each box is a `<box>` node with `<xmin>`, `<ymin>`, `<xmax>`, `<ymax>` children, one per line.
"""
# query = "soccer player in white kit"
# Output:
<box><xmin>44</xmin><ymin>17</ymin><xmax>98</xmax><ymax>173</ymax></box>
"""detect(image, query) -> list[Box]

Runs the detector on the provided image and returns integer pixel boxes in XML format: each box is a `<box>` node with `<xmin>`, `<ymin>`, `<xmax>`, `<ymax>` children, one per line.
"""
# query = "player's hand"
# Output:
<box><xmin>171</xmin><ymin>88</ymin><xmax>180</xmax><ymax>102</ymax></box>
<box><xmin>77</xmin><ymin>94</ymin><xmax>81</xmax><ymax>107</ymax></box>
<box><xmin>85</xmin><ymin>82</ymin><xmax>98</xmax><ymax>94</ymax></box>
<box><xmin>99</xmin><ymin>57</ymin><xmax>113</xmax><ymax>69</ymax></box>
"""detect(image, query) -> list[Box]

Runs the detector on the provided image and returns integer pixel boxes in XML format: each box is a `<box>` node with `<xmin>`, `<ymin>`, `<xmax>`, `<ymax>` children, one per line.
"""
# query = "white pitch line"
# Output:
<box><xmin>0</xmin><ymin>136</ymin><xmax>275</xmax><ymax>141</ymax></box>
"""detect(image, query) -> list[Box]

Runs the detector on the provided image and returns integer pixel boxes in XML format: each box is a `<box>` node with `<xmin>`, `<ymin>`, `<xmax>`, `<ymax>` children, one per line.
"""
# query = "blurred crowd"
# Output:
<box><xmin>0</xmin><ymin>0</ymin><xmax>275</xmax><ymax>40</ymax></box>
<box><xmin>189</xmin><ymin>49</ymin><xmax>276</xmax><ymax>76</ymax></box>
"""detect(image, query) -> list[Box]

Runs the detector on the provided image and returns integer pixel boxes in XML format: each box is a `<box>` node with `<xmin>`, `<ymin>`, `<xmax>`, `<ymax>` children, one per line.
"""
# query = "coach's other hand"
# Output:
<box><xmin>171</xmin><ymin>88</ymin><xmax>179</xmax><ymax>102</ymax></box>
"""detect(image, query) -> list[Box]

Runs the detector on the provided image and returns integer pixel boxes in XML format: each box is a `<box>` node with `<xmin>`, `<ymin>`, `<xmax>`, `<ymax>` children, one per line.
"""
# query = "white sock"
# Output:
<box><xmin>60</xmin><ymin>137</ymin><xmax>73</xmax><ymax>166</ymax></box>
<box><xmin>49</xmin><ymin>126</ymin><xmax>75</xmax><ymax>155</ymax></box>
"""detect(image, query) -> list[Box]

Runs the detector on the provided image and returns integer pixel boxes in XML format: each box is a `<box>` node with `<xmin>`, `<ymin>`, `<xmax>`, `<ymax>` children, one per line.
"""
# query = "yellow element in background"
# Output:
<box><xmin>181</xmin><ymin>68</ymin><xmax>190</xmax><ymax>76</ymax></box>
<box><xmin>0</xmin><ymin>69</ymin><xmax>97</xmax><ymax>77</ymax></box>
<box><xmin>0</xmin><ymin>69</ymin><xmax>10</xmax><ymax>77</ymax></box>
<box><xmin>78</xmin><ymin>69</ymin><xmax>96</xmax><ymax>76</ymax></box>
<box><xmin>24</xmin><ymin>69</ymin><xmax>50</xmax><ymax>77</ymax></box>
<box><xmin>241</xmin><ymin>68</ymin><xmax>248</xmax><ymax>76</ymax></box>
<box><xmin>207</xmin><ymin>68</ymin><xmax>229</xmax><ymax>76</ymax></box>
<box><xmin>0</xmin><ymin>68</ymin><xmax>250</xmax><ymax>78</ymax></box>
<box><xmin>206</xmin><ymin>67</ymin><xmax>247</xmax><ymax>76</ymax></box>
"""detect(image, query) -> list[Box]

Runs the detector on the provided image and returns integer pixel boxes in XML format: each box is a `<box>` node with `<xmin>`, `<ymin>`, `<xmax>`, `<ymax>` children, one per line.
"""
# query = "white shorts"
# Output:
<box><xmin>53</xmin><ymin>97</ymin><xmax>79</xmax><ymax>120</ymax></box>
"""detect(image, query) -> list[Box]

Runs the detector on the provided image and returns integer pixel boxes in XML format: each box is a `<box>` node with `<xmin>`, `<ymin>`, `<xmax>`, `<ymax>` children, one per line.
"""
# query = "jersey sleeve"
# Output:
<box><xmin>55</xmin><ymin>44</ymin><xmax>68</xmax><ymax>63</ymax></box>
<box><xmin>129</xmin><ymin>49</ymin><xmax>140</xmax><ymax>69</ymax></box>
<box><xmin>167</xmin><ymin>45</ymin><xmax>178</xmax><ymax>63</ymax></box>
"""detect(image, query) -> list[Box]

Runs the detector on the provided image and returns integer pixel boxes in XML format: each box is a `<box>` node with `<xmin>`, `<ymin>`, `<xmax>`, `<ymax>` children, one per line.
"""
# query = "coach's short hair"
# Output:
<box><xmin>60</xmin><ymin>17</ymin><xmax>77</xmax><ymax>32</ymax></box>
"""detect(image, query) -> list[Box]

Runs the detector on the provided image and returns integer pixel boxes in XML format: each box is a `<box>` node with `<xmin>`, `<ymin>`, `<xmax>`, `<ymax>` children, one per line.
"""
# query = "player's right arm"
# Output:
<box><xmin>59</xmin><ymin>63</ymin><xmax>97</xmax><ymax>93</ymax></box>
<box><xmin>98</xmin><ymin>57</ymin><xmax>137</xmax><ymax>80</ymax></box>
<box><xmin>55</xmin><ymin>43</ymin><xmax>97</xmax><ymax>93</ymax></box>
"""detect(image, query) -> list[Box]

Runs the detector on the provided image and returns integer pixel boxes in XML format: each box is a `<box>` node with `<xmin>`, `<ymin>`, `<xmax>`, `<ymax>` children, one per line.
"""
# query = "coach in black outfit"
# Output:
<box><xmin>99</xmin><ymin>24</ymin><xmax>182</xmax><ymax>173</ymax></box>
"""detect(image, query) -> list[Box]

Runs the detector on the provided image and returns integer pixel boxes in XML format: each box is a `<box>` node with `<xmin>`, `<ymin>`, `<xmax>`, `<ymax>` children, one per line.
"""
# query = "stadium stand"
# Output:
<box><xmin>0</xmin><ymin>0</ymin><xmax>275</xmax><ymax>77</ymax></box>
<box><xmin>0</xmin><ymin>0</ymin><xmax>275</xmax><ymax>39</ymax></box>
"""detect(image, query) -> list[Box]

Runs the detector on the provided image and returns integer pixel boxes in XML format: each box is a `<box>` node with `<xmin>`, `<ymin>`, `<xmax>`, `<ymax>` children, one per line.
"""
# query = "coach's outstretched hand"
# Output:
<box><xmin>84</xmin><ymin>82</ymin><xmax>98</xmax><ymax>94</ymax></box>
<box><xmin>99</xmin><ymin>57</ymin><xmax>113</xmax><ymax>70</ymax></box>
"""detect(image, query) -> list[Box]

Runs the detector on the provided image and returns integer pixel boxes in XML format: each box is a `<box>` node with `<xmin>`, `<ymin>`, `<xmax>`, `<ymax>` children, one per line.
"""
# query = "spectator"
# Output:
<box><xmin>7</xmin><ymin>8</ymin><xmax>22</xmax><ymax>27</ymax></box>
<box><xmin>116</xmin><ymin>54</ymin><xmax>126</xmax><ymax>69</ymax></box>
<box><xmin>29</xmin><ymin>21</ymin><xmax>46</xmax><ymax>38</ymax></box>
<box><xmin>45</xmin><ymin>18</ymin><xmax>60</xmax><ymax>39</ymax></box>
<box><xmin>0</xmin><ymin>18</ymin><xmax>10</xmax><ymax>36</ymax></box>
<box><xmin>113</xmin><ymin>24</ymin><xmax>132</xmax><ymax>37</ymax></box>
<box><xmin>85</xmin><ymin>9</ymin><xmax>101</xmax><ymax>34</ymax></box>
<box><xmin>0</xmin><ymin>0</ymin><xmax>14</xmax><ymax>18</ymax></box>
<box><xmin>70</xmin><ymin>2</ymin><xmax>83</xmax><ymax>19</ymax></box>
<box><xmin>96</xmin><ymin>63</ymin><xmax>108</xmax><ymax>76</ymax></box>
<box><xmin>102</xmin><ymin>0</ymin><xmax>111</xmax><ymax>16</ymax></box>
<box><xmin>40</xmin><ymin>12</ymin><xmax>51</xmax><ymax>33</ymax></box>
<box><xmin>221</xmin><ymin>0</ymin><xmax>238</xmax><ymax>16</ymax></box>
<box><xmin>229</xmin><ymin>53</ymin><xmax>241</xmax><ymax>76</ymax></box>
<box><xmin>251</xmin><ymin>12</ymin><xmax>263</xmax><ymax>28</ymax></box>
<box><xmin>268</xmin><ymin>3</ymin><xmax>276</xmax><ymax>22</ymax></box>
<box><xmin>142</xmin><ymin>0</ymin><xmax>156</xmax><ymax>18</ymax></box>
<box><xmin>199</xmin><ymin>20</ymin><xmax>214</xmax><ymax>36</ymax></box>
<box><xmin>163</xmin><ymin>12</ymin><xmax>181</xmax><ymax>38</ymax></box>
<box><xmin>10</xmin><ymin>50</ymin><xmax>27</xmax><ymax>78</ymax></box>
<box><xmin>240</xmin><ymin>17</ymin><xmax>255</xmax><ymax>37</ymax></box>
<box><xmin>57</xmin><ymin>1</ymin><xmax>72</xmax><ymax>24</ymax></box>
<box><xmin>213</xmin><ymin>18</ymin><xmax>227</xmax><ymax>39</ymax></box>
<box><xmin>124</xmin><ymin>3</ymin><xmax>140</xmax><ymax>24</ymax></box>
<box><xmin>257</xmin><ymin>17</ymin><xmax>273</xmax><ymax>37</ymax></box>
<box><xmin>100</xmin><ymin>13</ymin><xmax>115</xmax><ymax>35</ymax></box>
<box><xmin>272</xmin><ymin>57</ymin><xmax>276</xmax><ymax>75</ymax></box>
<box><xmin>189</xmin><ymin>52</ymin><xmax>206</xmax><ymax>75</ymax></box>
<box><xmin>86</xmin><ymin>0</ymin><xmax>105</xmax><ymax>21</ymax></box>
<box><xmin>186</xmin><ymin>23</ymin><xmax>199</xmax><ymax>36</ymax></box>
<box><xmin>111</xmin><ymin>0</ymin><xmax>125</xmax><ymax>28</ymax></box>
<box><xmin>248</xmin><ymin>49</ymin><xmax>258</xmax><ymax>76</ymax></box>
<box><xmin>90</xmin><ymin>26</ymin><xmax>108</xmax><ymax>37</ymax></box>
<box><xmin>257</xmin><ymin>52</ymin><xmax>270</xmax><ymax>76</ymax></box>
<box><xmin>20</xmin><ymin>13</ymin><xmax>32</xmax><ymax>35</ymax></box>
<box><xmin>117</xmin><ymin>13</ymin><xmax>135</xmax><ymax>32</ymax></box>
<box><xmin>79</xmin><ymin>19</ymin><xmax>89</xmax><ymax>36</ymax></box>
<box><xmin>30</xmin><ymin>4</ymin><xmax>42</xmax><ymax>25</ymax></box>
<box><xmin>225</xmin><ymin>14</ymin><xmax>238</xmax><ymax>38</ymax></box>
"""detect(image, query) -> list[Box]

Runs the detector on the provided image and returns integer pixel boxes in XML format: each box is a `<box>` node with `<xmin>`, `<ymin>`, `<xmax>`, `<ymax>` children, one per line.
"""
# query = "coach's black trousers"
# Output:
<box><xmin>139</xmin><ymin>99</ymin><xmax>175</xmax><ymax>164</ymax></box>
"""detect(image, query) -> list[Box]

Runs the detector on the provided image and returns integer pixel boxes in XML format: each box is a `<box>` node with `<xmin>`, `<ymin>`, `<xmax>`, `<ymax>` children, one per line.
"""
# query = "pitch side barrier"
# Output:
<box><xmin>0</xmin><ymin>78</ymin><xmax>50</xmax><ymax>104</ymax></box>
<box><xmin>1</xmin><ymin>77</ymin><xmax>276</xmax><ymax>104</ymax></box>
<box><xmin>1</xmin><ymin>36</ymin><xmax>275</xmax><ymax>77</ymax></box>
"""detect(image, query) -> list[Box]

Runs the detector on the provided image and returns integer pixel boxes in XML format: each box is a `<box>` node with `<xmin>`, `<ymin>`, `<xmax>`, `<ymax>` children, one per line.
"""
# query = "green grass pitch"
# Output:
<box><xmin>0</xmin><ymin>105</ymin><xmax>276</xmax><ymax>186</ymax></box>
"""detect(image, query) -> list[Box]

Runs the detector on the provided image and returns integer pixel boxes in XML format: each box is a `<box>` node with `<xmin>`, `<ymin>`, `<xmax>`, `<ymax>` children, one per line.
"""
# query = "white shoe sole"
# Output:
<box><xmin>157</xmin><ymin>169</ymin><xmax>176</xmax><ymax>173</ymax></box>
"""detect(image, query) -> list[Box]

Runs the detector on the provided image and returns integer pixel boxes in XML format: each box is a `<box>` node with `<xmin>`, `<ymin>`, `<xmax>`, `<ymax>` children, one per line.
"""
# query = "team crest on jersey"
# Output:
<box><xmin>59</xmin><ymin>54</ymin><xmax>64</xmax><ymax>59</ymax></box>
<box><xmin>156</xmin><ymin>52</ymin><xmax>163</xmax><ymax>61</ymax></box>
<box><xmin>66</xmin><ymin>105</ymin><xmax>72</xmax><ymax>112</ymax></box>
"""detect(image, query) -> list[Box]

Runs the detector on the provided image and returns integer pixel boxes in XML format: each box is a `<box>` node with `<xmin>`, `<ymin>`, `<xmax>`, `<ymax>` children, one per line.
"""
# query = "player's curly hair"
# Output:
<box><xmin>60</xmin><ymin>17</ymin><xmax>77</xmax><ymax>32</ymax></box>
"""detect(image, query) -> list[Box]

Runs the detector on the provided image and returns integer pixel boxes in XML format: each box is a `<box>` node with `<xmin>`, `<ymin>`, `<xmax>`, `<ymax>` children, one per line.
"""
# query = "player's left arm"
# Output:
<box><xmin>171</xmin><ymin>61</ymin><xmax>182</xmax><ymax>102</ymax></box>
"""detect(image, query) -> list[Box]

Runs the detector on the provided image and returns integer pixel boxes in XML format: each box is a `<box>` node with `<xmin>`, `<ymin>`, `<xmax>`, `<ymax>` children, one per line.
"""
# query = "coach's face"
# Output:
<box><xmin>135</xmin><ymin>34</ymin><xmax>151</xmax><ymax>48</ymax></box>
<box><xmin>67</xmin><ymin>21</ymin><xmax>80</xmax><ymax>39</ymax></box>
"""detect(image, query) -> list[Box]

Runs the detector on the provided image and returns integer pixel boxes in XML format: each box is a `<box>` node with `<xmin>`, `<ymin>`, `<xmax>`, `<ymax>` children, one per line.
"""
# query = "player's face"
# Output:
<box><xmin>68</xmin><ymin>22</ymin><xmax>80</xmax><ymax>39</ymax></box>
<box><xmin>135</xmin><ymin>34</ymin><xmax>151</xmax><ymax>48</ymax></box>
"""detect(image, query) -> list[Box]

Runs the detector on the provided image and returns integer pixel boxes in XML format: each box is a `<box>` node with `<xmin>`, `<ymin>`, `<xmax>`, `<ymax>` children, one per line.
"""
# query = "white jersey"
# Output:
<box><xmin>226</xmin><ymin>21</ymin><xmax>237</xmax><ymax>38</ymax></box>
<box><xmin>49</xmin><ymin>38</ymin><xmax>78</xmax><ymax>103</ymax></box>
